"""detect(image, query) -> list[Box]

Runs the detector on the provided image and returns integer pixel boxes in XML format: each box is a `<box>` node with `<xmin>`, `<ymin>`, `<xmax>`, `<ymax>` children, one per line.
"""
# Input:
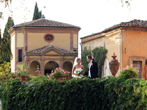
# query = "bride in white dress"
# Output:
<box><xmin>72</xmin><ymin>57</ymin><xmax>85</xmax><ymax>78</ymax></box>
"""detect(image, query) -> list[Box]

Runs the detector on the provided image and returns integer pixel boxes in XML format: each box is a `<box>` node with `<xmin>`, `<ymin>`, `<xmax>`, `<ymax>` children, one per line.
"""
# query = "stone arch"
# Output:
<box><xmin>44</xmin><ymin>61</ymin><xmax>59</xmax><ymax>75</ymax></box>
<box><xmin>29</xmin><ymin>61</ymin><xmax>40</xmax><ymax>76</ymax></box>
<box><xmin>63</xmin><ymin>61</ymin><xmax>73</xmax><ymax>78</ymax></box>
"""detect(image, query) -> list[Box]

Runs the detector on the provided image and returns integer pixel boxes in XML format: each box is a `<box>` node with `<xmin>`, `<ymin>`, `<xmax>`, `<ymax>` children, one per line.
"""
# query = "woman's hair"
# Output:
<box><xmin>76</xmin><ymin>58</ymin><xmax>81</xmax><ymax>62</ymax></box>
<box><xmin>87</xmin><ymin>55</ymin><xmax>94</xmax><ymax>61</ymax></box>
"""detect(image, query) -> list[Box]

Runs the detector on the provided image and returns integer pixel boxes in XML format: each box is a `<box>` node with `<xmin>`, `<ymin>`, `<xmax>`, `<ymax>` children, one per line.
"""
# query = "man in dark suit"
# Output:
<box><xmin>85</xmin><ymin>55</ymin><xmax>98</xmax><ymax>78</ymax></box>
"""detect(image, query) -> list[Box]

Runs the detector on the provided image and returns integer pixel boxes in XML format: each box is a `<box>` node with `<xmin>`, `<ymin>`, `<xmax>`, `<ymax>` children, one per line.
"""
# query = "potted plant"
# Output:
<box><xmin>50</xmin><ymin>67</ymin><xmax>70</xmax><ymax>81</ymax></box>
<box><xmin>17</xmin><ymin>71</ymin><xmax>28</xmax><ymax>82</ymax></box>
<box><xmin>120</xmin><ymin>65</ymin><xmax>138</xmax><ymax>78</ymax></box>
<box><xmin>16</xmin><ymin>62</ymin><xmax>29</xmax><ymax>82</ymax></box>
<box><xmin>10</xmin><ymin>72</ymin><xmax>17</xmax><ymax>79</ymax></box>
<box><xmin>0</xmin><ymin>75</ymin><xmax>6</xmax><ymax>81</ymax></box>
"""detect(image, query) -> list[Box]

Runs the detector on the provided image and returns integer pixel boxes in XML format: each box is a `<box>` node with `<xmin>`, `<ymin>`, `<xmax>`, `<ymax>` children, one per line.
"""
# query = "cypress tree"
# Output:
<box><xmin>2</xmin><ymin>16</ymin><xmax>14</xmax><ymax>62</ymax></box>
<box><xmin>0</xmin><ymin>30</ymin><xmax>2</xmax><ymax>64</ymax></box>
<box><xmin>33</xmin><ymin>2</ymin><xmax>42</xmax><ymax>20</ymax></box>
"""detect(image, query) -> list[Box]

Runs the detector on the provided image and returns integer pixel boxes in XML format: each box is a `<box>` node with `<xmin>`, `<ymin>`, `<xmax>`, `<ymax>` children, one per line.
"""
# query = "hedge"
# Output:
<box><xmin>1</xmin><ymin>76</ymin><xmax>147</xmax><ymax>110</ymax></box>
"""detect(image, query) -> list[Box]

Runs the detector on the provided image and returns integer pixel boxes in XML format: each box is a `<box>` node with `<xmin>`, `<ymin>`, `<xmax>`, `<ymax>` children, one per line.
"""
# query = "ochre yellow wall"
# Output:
<box><xmin>11</xmin><ymin>34</ymin><xmax>15</xmax><ymax>72</ymax></box>
<box><xmin>27</xmin><ymin>33</ymin><xmax>70</xmax><ymax>51</ymax></box>
<box><xmin>44</xmin><ymin>56</ymin><xmax>60</xmax><ymax>58</ymax></box>
<box><xmin>122</xmin><ymin>29</ymin><xmax>147</xmax><ymax>68</ymax></box>
<box><xmin>30</xmin><ymin>56</ymin><xmax>41</xmax><ymax>58</ymax></box>
<box><xmin>46</xmin><ymin>50</ymin><xmax>59</xmax><ymax>55</ymax></box>
<box><xmin>17</xmin><ymin>33</ymin><xmax>24</xmax><ymax>47</ymax></box>
<box><xmin>30</xmin><ymin>60</ymin><xmax>41</xmax><ymax>64</ymax></box>
<box><xmin>63</xmin><ymin>56</ymin><xmax>74</xmax><ymax>59</ymax></box>
<box><xmin>73</xmin><ymin>34</ymin><xmax>78</xmax><ymax>48</ymax></box>
<box><xmin>44</xmin><ymin>60</ymin><xmax>60</xmax><ymax>66</ymax></box>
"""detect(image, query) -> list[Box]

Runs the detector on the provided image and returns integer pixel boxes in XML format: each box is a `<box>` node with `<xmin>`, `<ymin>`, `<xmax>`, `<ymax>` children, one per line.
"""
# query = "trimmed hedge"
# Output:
<box><xmin>1</xmin><ymin>76</ymin><xmax>147</xmax><ymax>110</ymax></box>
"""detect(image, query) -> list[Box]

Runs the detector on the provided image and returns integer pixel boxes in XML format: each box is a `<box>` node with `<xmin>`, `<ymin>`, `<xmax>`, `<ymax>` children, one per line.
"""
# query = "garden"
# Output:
<box><xmin>0</xmin><ymin>61</ymin><xmax>147</xmax><ymax>110</ymax></box>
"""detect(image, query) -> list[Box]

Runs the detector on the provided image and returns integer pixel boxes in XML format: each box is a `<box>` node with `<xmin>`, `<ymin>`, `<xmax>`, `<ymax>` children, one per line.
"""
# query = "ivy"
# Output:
<box><xmin>1</xmin><ymin>76</ymin><xmax>147</xmax><ymax>110</ymax></box>
<box><xmin>81</xmin><ymin>47</ymin><xmax>92</xmax><ymax>72</ymax></box>
<box><xmin>81</xmin><ymin>46</ymin><xmax>108</xmax><ymax>78</ymax></box>
<box><xmin>92</xmin><ymin>47</ymin><xmax>108</xmax><ymax>78</ymax></box>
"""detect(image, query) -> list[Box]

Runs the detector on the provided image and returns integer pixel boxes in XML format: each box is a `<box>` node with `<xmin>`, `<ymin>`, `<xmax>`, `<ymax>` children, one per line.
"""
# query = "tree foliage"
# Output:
<box><xmin>81</xmin><ymin>47</ymin><xmax>92</xmax><ymax>72</ymax></box>
<box><xmin>81</xmin><ymin>47</ymin><xmax>108</xmax><ymax>78</ymax></box>
<box><xmin>1</xmin><ymin>76</ymin><xmax>147</xmax><ymax>110</ymax></box>
<box><xmin>92</xmin><ymin>47</ymin><xmax>108</xmax><ymax>78</ymax></box>
<box><xmin>0</xmin><ymin>17</ymin><xmax>14</xmax><ymax>63</ymax></box>
<box><xmin>32</xmin><ymin>2</ymin><xmax>42</xmax><ymax>20</ymax></box>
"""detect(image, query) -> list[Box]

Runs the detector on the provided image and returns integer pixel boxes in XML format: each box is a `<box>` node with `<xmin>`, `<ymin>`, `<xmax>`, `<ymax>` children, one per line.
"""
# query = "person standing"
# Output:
<box><xmin>85</xmin><ymin>55</ymin><xmax>98</xmax><ymax>78</ymax></box>
<box><xmin>72</xmin><ymin>58</ymin><xmax>85</xmax><ymax>78</ymax></box>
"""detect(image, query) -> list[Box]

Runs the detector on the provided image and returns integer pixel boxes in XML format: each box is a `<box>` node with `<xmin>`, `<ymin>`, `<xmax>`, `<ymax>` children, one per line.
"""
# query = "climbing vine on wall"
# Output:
<box><xmin>92</xmin><ymin>47</ymin><xmax>108</xmax><ymax>78</ymax></box>
<box><xmin>81</xmin><ymin>47</ymin><xmax>92</xmax><ymax>72</ymax></box>
<box><xmin>81</xmin><ymin>47</ymin><xmax>108</xmax><ymax>78</ymax></box>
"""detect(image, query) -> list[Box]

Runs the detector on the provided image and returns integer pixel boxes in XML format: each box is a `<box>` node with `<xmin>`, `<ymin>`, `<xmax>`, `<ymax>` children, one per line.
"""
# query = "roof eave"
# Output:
<box><xmin>26</xmin><ymin>52</ymin><xmax>77</xmax><ymax>55</ymax></box>
<box><xmin>13</xmin><ymin>26</ymin><xmax>81</xmax><ymax>30</ymax></box>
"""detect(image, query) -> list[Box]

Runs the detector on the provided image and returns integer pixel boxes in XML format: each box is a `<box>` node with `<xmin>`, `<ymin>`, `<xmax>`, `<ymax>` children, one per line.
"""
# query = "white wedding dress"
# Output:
<box><xmin>72</xmin><ymin>68</ymin><xmax>83</xmax><ymax>78</ymax></box>
<box><xmin>72</xmin><ymin>57</ymin><xmax>83</xmax><ymax>78</ymax></box>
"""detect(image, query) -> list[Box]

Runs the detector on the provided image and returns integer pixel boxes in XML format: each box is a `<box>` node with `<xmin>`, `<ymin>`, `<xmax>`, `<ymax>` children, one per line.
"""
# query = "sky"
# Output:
<box><xmin>1</xmin><ymin>0</ymin><xmax>147</xmax><ymax>57</ymax></box>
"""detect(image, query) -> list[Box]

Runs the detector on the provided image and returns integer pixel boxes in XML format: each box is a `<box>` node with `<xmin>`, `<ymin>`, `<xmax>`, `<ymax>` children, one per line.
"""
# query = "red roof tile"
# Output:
<box><xmin>102</xmin><ymin>19</ymin><xmax>147</xmax><ymax>33</ymax></box>
<box><xmin>81</xmin><ymin>19</ymin><xmax>147</xmax><ymax>39</ymax></box>
<box><xmin>13</xmin><ymin>16</ymin><xmax>80</xmax><ymax>29</ymax></box>
<box><xmin>26</xmin><ymin>45</ymin><xmax>77</xmax><ymax>54</ymax></box>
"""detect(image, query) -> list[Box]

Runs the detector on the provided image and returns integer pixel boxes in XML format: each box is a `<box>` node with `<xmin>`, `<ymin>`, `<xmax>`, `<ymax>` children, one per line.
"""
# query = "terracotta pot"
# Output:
<box><xmin>18</xmin><ymin>76</ymin><xmax>28</xmax><ymax>82</ymax></box>
<box><xmin>54</xmin><ymin>75</ymin><xmax>69</xmax><ymax>82</ymax></box>
<box><xmin>109</xmin><ymin>53</ymin><xmax>119</xmax><ymax>76</ymax></box>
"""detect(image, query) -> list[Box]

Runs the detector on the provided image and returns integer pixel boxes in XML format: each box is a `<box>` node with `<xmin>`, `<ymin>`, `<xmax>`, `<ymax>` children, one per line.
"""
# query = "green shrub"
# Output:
<box><xmin>120</xmin><ymin>65</ymin><xmax>138</xmax><ymax>78</ymax></box>
<box><xmin>28</xmin><ymin>75</ymin><xmax>49</xmax><ymax>82</ymax></box>
<box><xmin>1</xmin><ymin>76</ymin><xmax>147</xmax><ymax>110</ymax></box>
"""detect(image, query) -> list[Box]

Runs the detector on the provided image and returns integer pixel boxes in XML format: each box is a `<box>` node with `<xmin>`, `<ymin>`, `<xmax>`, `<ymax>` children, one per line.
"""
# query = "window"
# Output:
<box><xmin>18</xmin><ymin>49</ymin><xmax>22</xmax><ymax>62</ymax></box>
<box><xmin>44</xmin><ymin>34</ymin><xmax>54</xmax><ymax>42</ymax></box>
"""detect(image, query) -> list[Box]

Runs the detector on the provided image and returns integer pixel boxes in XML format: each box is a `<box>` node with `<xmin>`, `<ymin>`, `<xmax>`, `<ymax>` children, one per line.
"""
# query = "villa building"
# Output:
<box><xmin>10</xmin><ymin>15</ymin><xmax>80</xmax><ymax>76</ymax></box>
<box><xmin>81</xmin><ymin>19</ymin><xmax>147</xmax><ymax>80</ymax></box>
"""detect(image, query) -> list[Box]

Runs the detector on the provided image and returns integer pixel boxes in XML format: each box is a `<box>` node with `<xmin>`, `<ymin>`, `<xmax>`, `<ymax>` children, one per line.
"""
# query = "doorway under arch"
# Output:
<box><xmin>63</xmin><ymin>61</ymin><xmax>72</xmax><ymax>78</ymax></box>
<box><xmin>44</xmin><ymin>61</ymin><xmax>59</xmax><ymax>75</ymax></box>
<box><xmin>29</xmin><ymin>61</ymin><xmax>40</xmax><ymax>76</ymax></box>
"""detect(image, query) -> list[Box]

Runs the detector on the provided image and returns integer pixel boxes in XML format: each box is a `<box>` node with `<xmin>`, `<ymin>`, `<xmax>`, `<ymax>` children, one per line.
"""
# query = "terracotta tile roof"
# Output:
<box><xmin>26</xmin><ymin>45</ymin><xmax>77</xmax><ymax>54</ymax></box>
<box><xmin>13</xmin><ymin>16</ymin><xmax>80</xmax><ymax>29</ymax></box>
<box><xmin>81</xmin><ymin>19</ymin><xmax>147</xmax><ymax>39</ymax></box>
<box><xmin>102</xmin><ymin>19</ymin><xmax>147</xmax><ymax>33</ymax></box>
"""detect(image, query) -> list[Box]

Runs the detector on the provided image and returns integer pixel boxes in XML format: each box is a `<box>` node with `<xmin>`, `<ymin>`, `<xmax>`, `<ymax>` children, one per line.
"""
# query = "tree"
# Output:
<box><xmin>2</xmin><ymin>16</ymin><xmax>14</xmax><ymax>62</ymax></box>
<box><xmin>32</xmin><ymin>2</ymin><xmax>42</xmax><ymax>20</ymax></box>
<box><xmin>92</xmin><ymin>47</ymin><xmax>108</xmax><ymax>78</ymax></box>
<box><xmin>0</xmin><ymin>29</ymin><xmax>2</xmax><ymax>64</ymax></box>
<box><xmin>81</xmin><ymin>47</ymin><xmax>92</xmax><ymax>72</ymax></box>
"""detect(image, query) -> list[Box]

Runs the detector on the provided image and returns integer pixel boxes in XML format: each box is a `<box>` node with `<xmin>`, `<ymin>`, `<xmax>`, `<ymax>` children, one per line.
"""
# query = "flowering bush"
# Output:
<box><xmin>50</xmin><ymin>67</ymin><xmax>70</xmax><ymax>79</ymax></box>
<box><xmin>16</xmin><ymin>62</ymin><xmax>29</xmax><ymax>76</ymax></box>
<box><xmin>10</xmin><ymin>72</ymin><xmax>17</xmax><ymax>77</ymax></box>
<box><xmin>120</xmin><ymin>65</ymin><xmax>138</xmax><ymax>78</ymax></box>
<box><xmin>0</xmin><ymin>62</ymin><xmax>11</xmax><ymax>78</ymax></box>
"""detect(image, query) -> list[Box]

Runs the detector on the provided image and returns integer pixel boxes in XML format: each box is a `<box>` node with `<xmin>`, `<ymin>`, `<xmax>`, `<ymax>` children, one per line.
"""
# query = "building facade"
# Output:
<box><xmin>81</xmin><ymin>19</ymin><xmax>147</xmax><ymax>80</ymax></box>
<box><xmin>10</xmin><ymin>16</ymin><xmax>80</xmax><ymax>76</ymax></box>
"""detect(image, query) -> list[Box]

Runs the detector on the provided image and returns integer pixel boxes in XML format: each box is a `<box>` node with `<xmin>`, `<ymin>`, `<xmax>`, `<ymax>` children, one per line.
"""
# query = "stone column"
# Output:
<box><xmin>40</xmin><ymin>56</ymin><xmax>44</xmax><ymax>75</ymax></box>
<box><xmin>60</xmin><ymin>56</ymin><xmax>63</xmax><ymax>69</ymax></box>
